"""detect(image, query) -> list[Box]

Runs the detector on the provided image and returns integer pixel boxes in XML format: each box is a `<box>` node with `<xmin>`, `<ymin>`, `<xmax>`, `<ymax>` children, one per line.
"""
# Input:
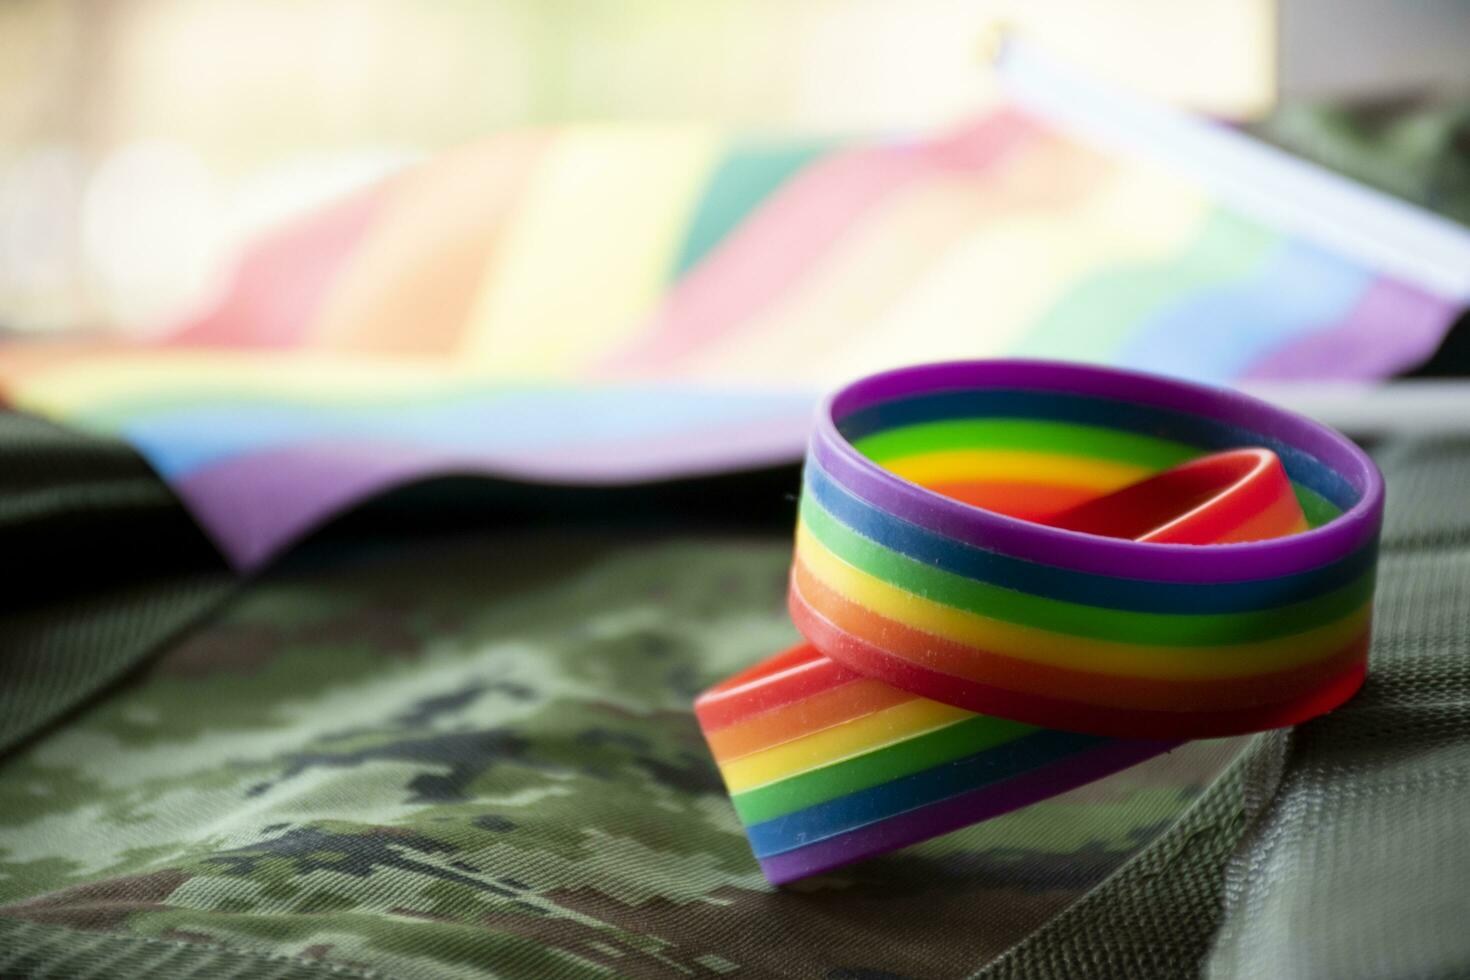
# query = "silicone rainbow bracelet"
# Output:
<box><xmin>696</xmin><ymin>360</ymin><xmax>1383</xmax><ymax>884</ymax></box>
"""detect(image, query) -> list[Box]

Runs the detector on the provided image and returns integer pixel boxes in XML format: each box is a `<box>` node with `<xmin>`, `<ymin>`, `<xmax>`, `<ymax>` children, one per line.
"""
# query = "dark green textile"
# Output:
<box><xmin>0</xmin><ymin>526</ymin><xmax>1237</xmax><ymax>978</ymax></box>
<box><xmin>1205</xmin><ymin>438</ymin><xmax>1470</xmax><ymax>979</ymax></box>
<box><xmin>0</xmin><ymin>410</ymin><xmax>231</xmax><ymax>755</ymax></box>
<box><xmin>2</xmin><ymin>410</ymin><xmax>1467</xmax><ymax>979</ymax></box>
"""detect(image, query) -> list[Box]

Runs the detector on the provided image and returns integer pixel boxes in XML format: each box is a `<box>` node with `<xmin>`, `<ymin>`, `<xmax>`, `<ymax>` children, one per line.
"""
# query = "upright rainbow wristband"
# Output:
<box><xmin>696</xmin><ymin>360</ymin><xmax>1383</xmax><ymax>884</ymax></box>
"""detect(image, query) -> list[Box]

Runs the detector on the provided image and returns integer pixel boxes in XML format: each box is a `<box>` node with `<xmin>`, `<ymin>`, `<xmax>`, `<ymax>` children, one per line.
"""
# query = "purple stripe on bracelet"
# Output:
<box><xmin>811</xmin><ymin>360</ymin><xmax>1382</xmax><ymax>583</ymax></box>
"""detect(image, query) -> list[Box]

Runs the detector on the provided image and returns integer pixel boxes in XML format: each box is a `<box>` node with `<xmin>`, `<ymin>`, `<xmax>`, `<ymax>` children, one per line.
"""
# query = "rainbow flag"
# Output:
<box><xmin>1</xmin><ymin>45</ymin><xmax>1465</xmax><ymax>568</ymax></box>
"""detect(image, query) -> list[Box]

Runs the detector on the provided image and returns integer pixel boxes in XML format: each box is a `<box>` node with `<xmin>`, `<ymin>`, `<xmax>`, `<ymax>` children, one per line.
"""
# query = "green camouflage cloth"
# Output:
<box><xmin>0</xmin><ymin>529</ymin><xmax>1240</xmax><ymax>979</ymax></box>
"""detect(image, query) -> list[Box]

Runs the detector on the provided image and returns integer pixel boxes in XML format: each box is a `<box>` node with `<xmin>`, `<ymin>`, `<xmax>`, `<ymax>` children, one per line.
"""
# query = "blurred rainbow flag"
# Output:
<box><xmin>2</xmin><ymin>44</ymin><xmax>1467</xmax><ymax>568</ymax></box>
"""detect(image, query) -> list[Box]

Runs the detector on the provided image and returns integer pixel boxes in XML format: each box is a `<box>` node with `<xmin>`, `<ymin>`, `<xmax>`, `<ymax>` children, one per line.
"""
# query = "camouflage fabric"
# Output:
<box><xmin>0</xmin><ymin>528</ymin><xmax>1240</xmax><ymax>979</ymax></box>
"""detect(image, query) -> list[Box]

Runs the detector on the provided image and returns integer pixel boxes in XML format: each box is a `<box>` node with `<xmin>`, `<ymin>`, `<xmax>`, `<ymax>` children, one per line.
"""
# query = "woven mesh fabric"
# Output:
<box><xmin>1206</xmin><ymin>437</ymin><xmax>1470</xmax><ymax>980</ymax></box>
<box><xmin>971</xmin><ymin>727</ymin><xmax>1287</xmax><ymax>980</ymax></box>
<box><xmin>0</xmin><ymin>410</ymin><xmax>232</xmax><ymax>755</ymax></box>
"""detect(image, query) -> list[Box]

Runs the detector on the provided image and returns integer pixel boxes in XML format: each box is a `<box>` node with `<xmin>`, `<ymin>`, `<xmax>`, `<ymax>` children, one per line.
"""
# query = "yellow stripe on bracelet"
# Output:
<box><xmin>879</xmin><ymin>449</ymin><xmax>1150</xmax><ymax>494</ymax></box>
<box><xmin>795</xmin><ymin>523</ymin><xmax>1371</xmax><ymax>679</ymax></box>
<box><xmin>717</xmin><ymin>697</ymin><xmax>974</xmax><ymax>793</ymax></box>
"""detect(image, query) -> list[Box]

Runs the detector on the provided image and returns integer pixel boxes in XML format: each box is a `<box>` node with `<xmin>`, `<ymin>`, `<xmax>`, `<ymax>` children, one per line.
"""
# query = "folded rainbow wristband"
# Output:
<box><xmin>695</xmin><ymin>360</ymin><xmax>1383</xmax><ymax>884</ymax></box>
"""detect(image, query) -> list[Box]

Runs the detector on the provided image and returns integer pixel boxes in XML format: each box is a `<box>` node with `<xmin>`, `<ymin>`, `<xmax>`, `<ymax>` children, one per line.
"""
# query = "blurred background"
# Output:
<box><xmin>2</xmin><ymin>0</ymin><xmax>1466</xmax><ymax>340</ymax></box>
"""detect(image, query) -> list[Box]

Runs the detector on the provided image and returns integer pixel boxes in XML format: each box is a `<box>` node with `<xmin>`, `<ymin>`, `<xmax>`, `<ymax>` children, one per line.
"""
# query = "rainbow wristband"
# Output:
<box><xmin>696</xmin><ymin>360</ymin><xmax>1383</xmax><ymax>884</ymax></box>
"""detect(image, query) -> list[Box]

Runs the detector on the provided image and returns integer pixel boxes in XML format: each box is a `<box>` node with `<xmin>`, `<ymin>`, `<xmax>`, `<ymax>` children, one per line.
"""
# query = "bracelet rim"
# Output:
<box><xmin>813</xmin><ymin>359</ymin><xmax>1384</xmax><ymax>582</ymax></box>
